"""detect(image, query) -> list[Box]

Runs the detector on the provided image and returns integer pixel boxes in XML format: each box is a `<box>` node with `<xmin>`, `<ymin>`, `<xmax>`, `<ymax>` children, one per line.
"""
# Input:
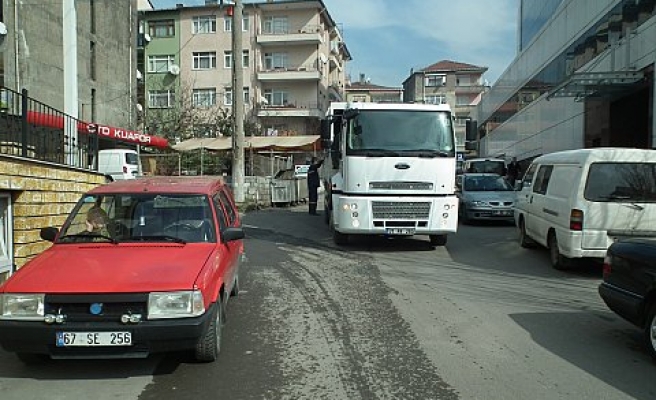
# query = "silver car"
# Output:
<box><xmin>456</xmin><ymin>173</ymin><xmax>516</xmax><ymax>224</ymax></box>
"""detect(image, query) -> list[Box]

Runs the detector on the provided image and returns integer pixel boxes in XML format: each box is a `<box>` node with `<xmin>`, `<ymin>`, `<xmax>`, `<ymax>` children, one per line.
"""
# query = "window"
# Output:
<box><xmin>425</xmin><ymin>95</ymin><xmax>447</xmax><ymax>105</ymax></box>
<box><xmin>584</xmin><ymin>162</ymin><xmax>656</xmax><ymax>202</ymax></box>
<box><xmin>148</xmin><ymin>90</ymin><xmax>175</xmax><ymax>108</ymax></box>
<box><xmin>0</xmin><ymin>195</ymin><xmax>12</xmax><ymax>276</ymax></box>
<box><xmin>243</xmin><ymin>87</ymin><xmax>250</xmax><ymax>103</ymax></box>
<box><xmin>218</xmin><ymin>189</ymin><xmax>237</xmax><ymax>226</ymax></box>
<box><xmin>521</xmin><ymin>163</ymin><xmax>538</xmax><ymax>189</ymax></box>
<box><xmin>224</xmin><ymin>87</ymin><xmax>233</xmax><ymax>105</ymax></box>
<box><xmin>225</xmin><ymin>14</ymin><xmax>249</xmax><ymax>31</ymax></box>
<box><xmin>90</xmin><ymin>41</ymin><xmax>96</xmax><ymax>80</ymax></box>
<box><xmin>456</xmin><ymin>95</ymin><xmax>472</xmax><ymax>106</ymax></box>
<box><xmin>425</xmin><ymin>74</ymin><xmax>446</xmax><ymax>87</ymax></box>
<box><xmin>193</xmin><ymin>88</ymin><xmax>217</xmax><ymax>107</ymax></box>
<box><xmin>264</xmin><ymin>52</ymin><xmax>287</xmax><ymax>70</ymax></box>
<box><xmin>224</xmin><ymin>51</ymin><xmax>232</xmax><ymax>69</ymax></box>
<box><xmin>456</xmin><ymin>75</ymin><xmax>472</xmax><ymax>86</ymax></box>
<box><xmin>263</xmin><ymin>16</ymin><xmax>288</xmax><ymax>34</ymax></box>
<box><xmin>193</xmin><ymin>15</ymin><xmax>216</xmax><ymax>34</ymax></box>
<box><xmin>532</xmin><ymin>165</ymin><xmax>553</xmax><ymax>195</ymax></box>
<box><xmin>193</xmin><ymin>52</ymin><xmax>216</xmax><ymax>70</ymax></box>
<box><xmin>212</xmin><ymin>194</ymin><xmax>228</xmax><ymax>231</ymax></box>
<box><xmin>148</xmin><ymin>55</ymin><xmax>175</xmax><ymax>73</ymax></box>
<box><xmin>264</xmin><ymin>89</ymin><xmax>289</xmax><ymax>106</ymax></box>
<box><xmin>149</xmin><ymin>19</ymin><xmax>175</xmax><ymax>38</ymax></box>
<box><xmin>242</xmin><ymin>50</ymin><xmax>249</xmax><ymax>68</ymax></box>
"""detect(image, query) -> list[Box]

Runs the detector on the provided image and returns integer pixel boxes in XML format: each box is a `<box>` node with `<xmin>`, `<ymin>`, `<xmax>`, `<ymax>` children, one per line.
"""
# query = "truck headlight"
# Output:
<box><xmin>0</xmin><ymin>294</ymin><xmax>45</xmax><ymax>320</ymax></box>
<box><xmin>148</xmin><ymin>290</ymin><xmax>205</xmax><ymax>319</ymax></box>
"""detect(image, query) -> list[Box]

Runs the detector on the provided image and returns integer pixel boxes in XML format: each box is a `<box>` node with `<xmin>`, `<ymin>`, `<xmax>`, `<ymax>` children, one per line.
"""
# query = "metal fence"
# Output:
<box><xmin>0</xmin><ymin>87</ymin><xmax>98</xmax><ymax>170</ymax></box>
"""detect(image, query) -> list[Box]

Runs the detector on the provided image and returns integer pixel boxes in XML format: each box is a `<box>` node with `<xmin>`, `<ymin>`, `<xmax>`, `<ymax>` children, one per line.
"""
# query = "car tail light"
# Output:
<box><xmin>570</xmin><ymin>209</ymin><xmax>583</xmax><ymax>231</ymax></box>
<box><xmin>602</xmin><ymin>255</ymin><xmax>611</xmax><ymax>279</ymax></box>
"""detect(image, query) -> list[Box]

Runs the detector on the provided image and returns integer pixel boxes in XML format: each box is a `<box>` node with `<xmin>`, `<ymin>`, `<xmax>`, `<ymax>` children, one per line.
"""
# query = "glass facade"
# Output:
<box><xmin>520</xmin><ymin>0</ymin><xmax>565</xmax><ymax>51</ymax></box>
<box><xmin>486</xmin><ymin>0</ymin><xmax>656</xmax><ymax>134</ymax></box>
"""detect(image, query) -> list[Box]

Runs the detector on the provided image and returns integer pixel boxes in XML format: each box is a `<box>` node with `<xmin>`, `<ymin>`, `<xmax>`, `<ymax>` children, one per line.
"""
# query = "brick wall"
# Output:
<box><xmin>0</xmin><ymin>156</ymin><xmax>106</xmax><ymax>282</ymax></box>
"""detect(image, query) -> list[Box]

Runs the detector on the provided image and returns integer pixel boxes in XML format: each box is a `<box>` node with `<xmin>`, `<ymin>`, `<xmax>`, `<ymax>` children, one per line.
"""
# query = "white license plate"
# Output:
<box><xmin>386</xmin><ymin>228</ymin><xmax>415</xmax><ymax>235</ymax></box>
<box><xmin>56</xmin><ymin>331</ymin><xmax>132</xmax><ymax>347</ymax></box>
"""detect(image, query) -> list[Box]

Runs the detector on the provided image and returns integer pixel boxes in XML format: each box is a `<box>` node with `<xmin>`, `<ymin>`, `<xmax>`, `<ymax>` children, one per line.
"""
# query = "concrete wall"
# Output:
<box><xmin>0</xmin><ymin>156</ymin><xmax>105</xmax><ymax>282</ymax></box>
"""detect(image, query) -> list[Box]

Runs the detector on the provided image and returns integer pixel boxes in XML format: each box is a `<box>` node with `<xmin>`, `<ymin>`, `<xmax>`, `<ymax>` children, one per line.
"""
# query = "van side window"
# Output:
<box><xmin>521</xmin><ymin>163</ymin><xmax>538</xmax><ymax>189</ymax></box>
<box><xmin>532</xmin><ymin>165</ymin><xmax>553</xmax><ymax>195</ymax></box>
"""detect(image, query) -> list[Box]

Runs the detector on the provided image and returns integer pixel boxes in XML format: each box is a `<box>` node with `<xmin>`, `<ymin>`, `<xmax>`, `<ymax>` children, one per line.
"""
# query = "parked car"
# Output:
<box><xmin>456</xmin><ymin>173</ymin><xmax>516</xmax><ymax>224</ymax></box>
<box><xmin>599</xmin><ymin>238</ymin><xmax>656</xmax><ymax>361</ymax></box>
<box><xmin>0</xmin><ymin>176</ymin><xmax>245</xmax><ymax>364</ymax></box>
<box><xmin>515</xmin><ymin>148</ymin><xmax>656</xmax><ymax>270</ymax></box>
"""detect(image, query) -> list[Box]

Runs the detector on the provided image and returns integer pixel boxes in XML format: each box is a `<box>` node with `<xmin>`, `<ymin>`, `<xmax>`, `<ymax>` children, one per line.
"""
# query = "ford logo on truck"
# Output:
<box><xmin>395</xmin><ymin>162</ymin><xmax>411</xmax><ymax>170</ymax></box>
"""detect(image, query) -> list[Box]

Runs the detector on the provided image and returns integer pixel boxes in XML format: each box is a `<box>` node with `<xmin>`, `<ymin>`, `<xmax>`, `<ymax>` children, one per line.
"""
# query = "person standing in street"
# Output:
<box><xmin>307</xmin><ymin>156</ymin><xmax>324</xmax><ymax>215</ymax></box>
<box><xmin>506</xmin><ymin>157</ymin><xmax>521</xmax><ymax>187</ymax></box>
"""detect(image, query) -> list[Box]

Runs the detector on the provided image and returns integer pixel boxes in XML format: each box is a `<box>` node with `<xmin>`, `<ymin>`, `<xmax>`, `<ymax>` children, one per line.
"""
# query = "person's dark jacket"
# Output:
<box><xmin>307</xmin><ymin>159</ymin><xmax>324</xmax><ymax>189</ymax></box>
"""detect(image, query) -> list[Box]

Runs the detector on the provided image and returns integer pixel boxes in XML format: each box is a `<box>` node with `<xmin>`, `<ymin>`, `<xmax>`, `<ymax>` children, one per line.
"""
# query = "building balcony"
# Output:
<box><xmin>454</xmin><ymin>84</ymin><xmax>487</xmax><ymax>94</ymax></box>
<box><xmin>257</xmin><ymin>64</ymin><xmax>321</xmax><ymax>82</ymax></box>
<box><xmin>256</xmin><ymin>102</ymin><xmax>323</xmax><ymax>118</ymax></box>
<box><xmin>257</xmin><ymin>24</ymin><xmax>324</xmax><ymax>46</ymax></box>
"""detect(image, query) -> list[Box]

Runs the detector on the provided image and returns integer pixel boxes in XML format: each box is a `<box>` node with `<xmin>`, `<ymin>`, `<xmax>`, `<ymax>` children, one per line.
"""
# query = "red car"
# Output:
<box><xmin>0</xmin><ymin>176</ymin><xmax>245</xmax><ymax>363</ymax></box>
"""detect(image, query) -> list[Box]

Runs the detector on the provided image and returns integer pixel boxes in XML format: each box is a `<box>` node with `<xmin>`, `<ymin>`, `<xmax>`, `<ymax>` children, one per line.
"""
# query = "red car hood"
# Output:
<box><xmin>1</xmin><ymin>244</ymin><xmax>214</xmax><ymax>294</ymax></box>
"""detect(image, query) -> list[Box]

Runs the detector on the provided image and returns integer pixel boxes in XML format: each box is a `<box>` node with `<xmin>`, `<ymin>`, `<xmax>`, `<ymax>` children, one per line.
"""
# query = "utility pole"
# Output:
<box><xmin>231</xmin><ymin>0</ymin><xmax>245</xmax><ymax>203</ymax></box>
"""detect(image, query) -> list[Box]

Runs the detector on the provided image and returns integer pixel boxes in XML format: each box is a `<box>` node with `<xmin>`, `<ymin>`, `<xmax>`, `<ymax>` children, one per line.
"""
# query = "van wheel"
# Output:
<box><xmin>548</xmin><ymin>232</ymin><xmax>570</xmax><ymax>270</ymax></box>
<box><xmin>518</xmin><ymin>219</ymin><xmax>535</xmax><ymax>248</ymax></box>
<box><xmin>429</xmin><ymin>235</ymin><xmax>447</xmax><ymax>246</ymax></box>
<box><xmin>645</xmin><ymin>303</ymin><xmax>656</xmax><ymax>361</ymax></box>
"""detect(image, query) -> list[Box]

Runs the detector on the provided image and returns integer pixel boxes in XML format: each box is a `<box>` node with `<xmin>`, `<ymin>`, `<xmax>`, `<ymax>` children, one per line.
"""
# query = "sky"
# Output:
<box><xmin>151</xmin><ymin>0</ymin><xmax>519</xmax><ymax>87</ymax></box>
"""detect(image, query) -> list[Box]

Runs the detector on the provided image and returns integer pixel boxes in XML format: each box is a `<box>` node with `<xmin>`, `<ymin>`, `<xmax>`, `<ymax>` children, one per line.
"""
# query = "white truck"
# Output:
<box><xmin>320</xmin><ymin>102</ymin><xmax>459</xmax><ymax>247</ymax></box>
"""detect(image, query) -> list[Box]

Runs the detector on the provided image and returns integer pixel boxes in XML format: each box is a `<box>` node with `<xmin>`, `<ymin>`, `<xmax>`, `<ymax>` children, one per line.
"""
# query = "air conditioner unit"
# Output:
<box><xmin>168</xmin><ymin>64</ymin><xmax>181</xmax><ymax>76</ymax></box>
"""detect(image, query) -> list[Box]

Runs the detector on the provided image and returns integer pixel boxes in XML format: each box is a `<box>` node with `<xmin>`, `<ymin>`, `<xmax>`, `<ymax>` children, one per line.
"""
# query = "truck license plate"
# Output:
<box><xmin>56</xmin><ymin>332</ymin><xmax>132</xmax><ymax>347</ymax></box>
<box><xmin>386</xmin><ymin>228</ymin><xmax>415</xmax><ymax>235</ymax></box>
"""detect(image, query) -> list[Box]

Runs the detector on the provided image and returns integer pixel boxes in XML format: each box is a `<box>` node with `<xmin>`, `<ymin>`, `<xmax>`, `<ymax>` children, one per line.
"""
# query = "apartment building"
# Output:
<box><xmin>139</xmin><ymin>0</ymin><xmax>350</xmax><ymax>141</ymax></box>
<box><xmin>403</xmin><ymin>60</ymin><xmax>489</xmax><ymax>154</ymax></box>
<box><xmin>477</xmin><ymin>0</ymin><xmax>656</xmax><ymax>164</ymax></box>
<box><xmin>1</xmin><ymin>0</ymin><xmax>139</xmax><ymax>129</ymax></box>
<box><xmin>345</xmin><ymin>74</ymin><xmax>403</xmax><ymax>103</ymax></box>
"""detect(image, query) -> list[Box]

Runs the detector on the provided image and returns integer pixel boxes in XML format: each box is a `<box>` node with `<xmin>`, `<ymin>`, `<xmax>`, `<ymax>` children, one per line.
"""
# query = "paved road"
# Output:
<box><xmin>0</xmin><ymin>205</ymin><xmax>655</xmax><ymax>400</ymax></box>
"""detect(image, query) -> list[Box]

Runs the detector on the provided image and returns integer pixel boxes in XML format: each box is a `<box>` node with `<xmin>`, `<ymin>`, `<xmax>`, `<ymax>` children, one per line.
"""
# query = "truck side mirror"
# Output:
<box><xmin>320</xmin><ymin>119</ymin><xmax>331</xmax><ymax>141</ymax></box>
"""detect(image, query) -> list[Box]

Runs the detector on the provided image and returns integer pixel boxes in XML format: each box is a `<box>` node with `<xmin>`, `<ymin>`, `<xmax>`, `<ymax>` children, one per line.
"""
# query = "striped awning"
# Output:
<box><xmin>172</xmin><ymin>135</ymin><xmax>321</xmax><ymax>152</ymax></box>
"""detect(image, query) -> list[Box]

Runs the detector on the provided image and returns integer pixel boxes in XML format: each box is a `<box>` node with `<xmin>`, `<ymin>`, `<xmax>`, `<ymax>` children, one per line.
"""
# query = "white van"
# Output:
<box><xmin>515</xmin><ymin>148</ymin><xmax>656</xmax><ymax>269</ymax></box>
<box><xmin>97</xmin><ymin>149</ymin><xmax>142</xmax><ymax>181</ymax></box>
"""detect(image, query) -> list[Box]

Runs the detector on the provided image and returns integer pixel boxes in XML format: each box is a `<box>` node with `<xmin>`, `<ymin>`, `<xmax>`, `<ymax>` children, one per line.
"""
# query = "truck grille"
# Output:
<box><xmin>372</xmin><ymin>201</ymin><xmax>431</xmax><ymax>219</ymax></box>
<box><xmin>369</xmin><ymin>181</ymin><xmax>433</xmax><ymax>190</ymax></box>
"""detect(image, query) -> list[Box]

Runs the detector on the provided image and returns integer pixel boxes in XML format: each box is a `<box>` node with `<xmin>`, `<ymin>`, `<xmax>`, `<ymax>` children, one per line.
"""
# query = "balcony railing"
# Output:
<box><xmin>0</xmin><ymin>87</ymin><xmax>98</xmax><ymax>170</ymax></box>
<box><xmin>258</xmin><ymin>24</ymin><xmax>324</xmax><ymax>36</ymax></box>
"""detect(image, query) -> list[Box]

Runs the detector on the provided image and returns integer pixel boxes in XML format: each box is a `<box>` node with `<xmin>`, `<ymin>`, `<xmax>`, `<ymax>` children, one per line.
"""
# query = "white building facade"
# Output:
<box><xmin>477</xmin><ymin>0</ymin><xmax>656</xmax><ymax>164</ymax></box>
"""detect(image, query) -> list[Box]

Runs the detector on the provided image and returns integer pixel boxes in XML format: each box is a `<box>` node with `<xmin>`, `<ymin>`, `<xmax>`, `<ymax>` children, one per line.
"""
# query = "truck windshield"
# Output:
<box><xmin>346</xmin><ymin>110</ymin><xmax>455</xmax><ymax>157</ymax></box>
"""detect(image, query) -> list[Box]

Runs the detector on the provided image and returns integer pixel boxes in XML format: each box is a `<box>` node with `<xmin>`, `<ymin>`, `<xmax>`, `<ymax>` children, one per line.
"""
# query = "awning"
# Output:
<box><xmin>26</xmin><ymin>111</ymin><xmax>170</xmax><ymax>149</ymax></box>
<box><xmin>546</xmin><ymin>71</ymin><xmax>645</xmax><ymax>101</ymax></box>
<box><xmin>172</xmin><ymin>135</ymin><xmax>321</xmax><ymax>152</ymax></box>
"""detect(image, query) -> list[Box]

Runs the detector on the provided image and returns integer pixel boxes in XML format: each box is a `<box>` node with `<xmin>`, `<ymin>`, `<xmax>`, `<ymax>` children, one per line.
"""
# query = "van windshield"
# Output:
<box><xmin>125</xmin><ymin>153</ymin><xmax>140</xmax><ymax>165</ymax></box>
<box><xmin>585</xmin><ymin>162</ymin><xmax>656</xmax><ymax>202</ymax></box>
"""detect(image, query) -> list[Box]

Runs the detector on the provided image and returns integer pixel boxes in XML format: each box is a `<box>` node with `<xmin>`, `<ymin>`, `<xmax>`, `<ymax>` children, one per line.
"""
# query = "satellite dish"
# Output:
<box><xmin>168</xmin><ymin>65</ymin><xmax>180</xmax><ymax>75</ymax></box>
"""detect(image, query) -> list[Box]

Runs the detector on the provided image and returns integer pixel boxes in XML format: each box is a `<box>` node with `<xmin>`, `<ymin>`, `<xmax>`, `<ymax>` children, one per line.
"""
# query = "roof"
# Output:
<box><xmin>89</xmin><ymin>176</ymin><xmax>227</xmax><ymax>195</ymax></box>
<box><xmin>172</xmin><ymin>135</ymin><xmax>321</xmax><ymax>152</ymax></box>
<box><xmin>534</xmin><ymin>148</ymin><xmax>656</xmax><ymax>164</ymax></box>
<box><xmin>346</xmin><ymin>82</ymin><xmax>403</xmax><ymax>92</ymax></box>
<box><xmin>419</xmin><ymin>60</ymin><xmax>488</xmax><ymax>74</ymax></box>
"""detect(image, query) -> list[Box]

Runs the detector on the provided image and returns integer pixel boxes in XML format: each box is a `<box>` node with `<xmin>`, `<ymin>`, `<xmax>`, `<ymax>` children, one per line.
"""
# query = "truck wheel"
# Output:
<box><xmin>333</xmin><ymin>229</ymin><xmax>349</xmax><ymax>245</ymax></box>
<box><xmin>548</xmin><ymin>232</ymin><xmax>570</xmax><ymax>270</ymax></box>
<box><xmin>645</xmin><ymin>303</ymin><xmax>656</xmax><ymax>361</ymax></box>
<box><xmin>195</xmin><ymin>301</ymin><xmax>224</xmax><ymax>362</ymax></box>
<box><xmin>429</xmin><ymin>235</ymin><xmax>447</xmax><ymax>246</ymax></box>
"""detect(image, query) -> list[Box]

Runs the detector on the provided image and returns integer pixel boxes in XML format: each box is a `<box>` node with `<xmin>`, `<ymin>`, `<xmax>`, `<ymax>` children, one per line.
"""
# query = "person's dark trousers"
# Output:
<box><xmin>308</xmin><ymin>186</ymin><xmax>318</xmax><ymax>214</ymax></box>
